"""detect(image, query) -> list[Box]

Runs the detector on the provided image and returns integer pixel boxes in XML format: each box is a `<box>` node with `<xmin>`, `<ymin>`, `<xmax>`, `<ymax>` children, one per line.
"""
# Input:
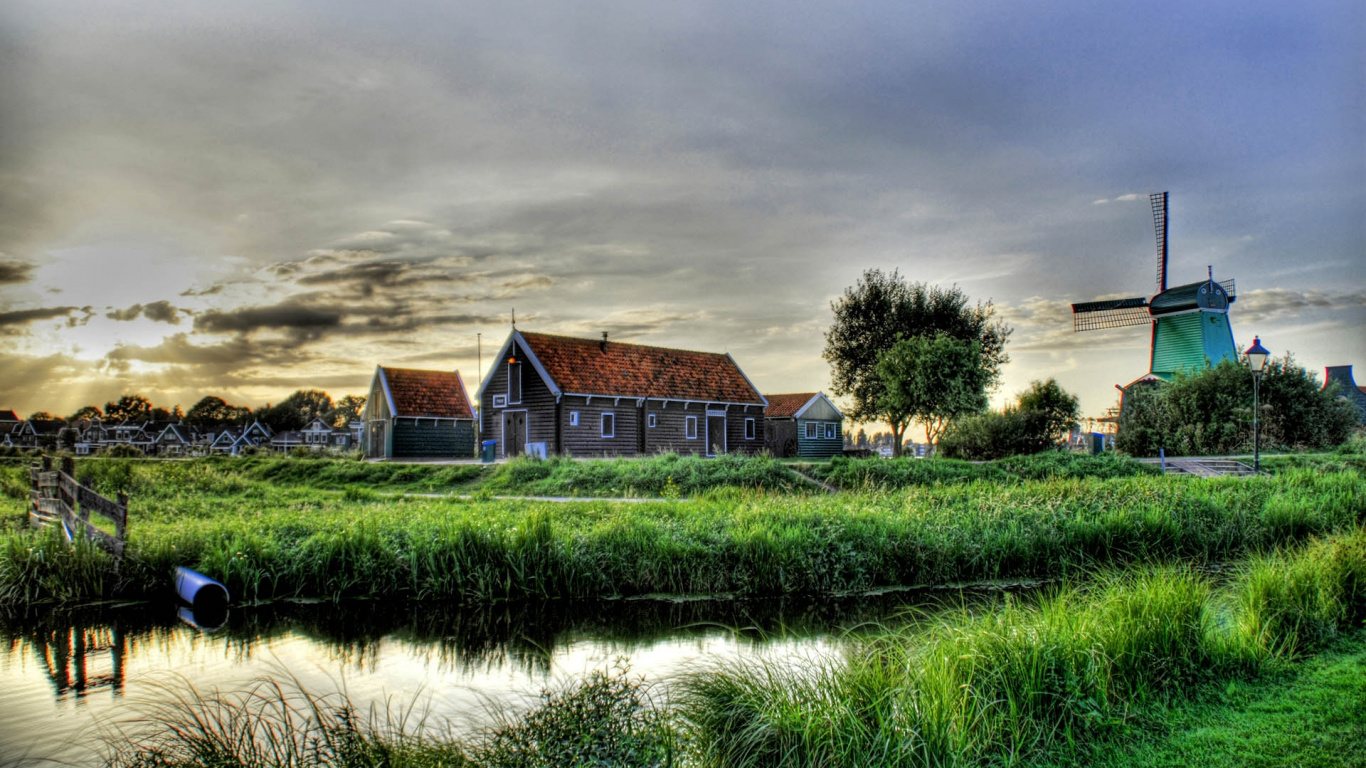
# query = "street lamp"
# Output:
<box><xmin>1246</xmin><ymin>336</ymin><xmax>1270</xmax><ymax>474</ymax></box>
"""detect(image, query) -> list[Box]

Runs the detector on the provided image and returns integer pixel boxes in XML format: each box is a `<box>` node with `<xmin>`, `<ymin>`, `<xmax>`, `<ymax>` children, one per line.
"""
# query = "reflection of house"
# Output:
<box><xmin>363</xmin><ymin>366</ymin><xmax>476</xmax><ymax>460</ymax></box>
<box><xmin>477</xmin><ymin>330</ymin><xmax>767</xmax><ymax>458</ymax></box>
<box><xmin>763</xmin><ymin>393</ymin><xmax>844</xmax><ymax>459</ymax></box>
<box><xmin>1324</xmin><ymin>365</ymin><xmax>1366</xmax><ymax>426</ymax></box>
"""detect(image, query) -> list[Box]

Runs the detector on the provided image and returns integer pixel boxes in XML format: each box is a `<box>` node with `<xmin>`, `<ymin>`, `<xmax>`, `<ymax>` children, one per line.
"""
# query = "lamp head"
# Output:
<box><xmin>1246</xmin><ymin>336</ymin><xmax>1270</xmax><ymax>375</ymax></box>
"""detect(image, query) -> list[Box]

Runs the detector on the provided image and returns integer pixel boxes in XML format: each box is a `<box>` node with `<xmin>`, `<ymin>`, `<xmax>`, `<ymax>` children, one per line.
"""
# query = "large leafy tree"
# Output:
<box><xmin>326</xmin><ymin>394</ymin><xmax>367</xmax><ymax>427</ymax></box>
<box><xmin>1016</xmin><ymin>378</ymin><xmax>1081</xmax><ymax>444</ymax></box>
<box><xmin>185</xmin><ymin>396</ymin><xmax>251</xmax><ymax>428</ymax></box>
<box><xmin>824</xmin><ymin>270</ymin><xmax>1010</xmax><ymax>454</ymax></box>
<box><xmin>875</xmin><ymin>333</ymin><xmax>991</xmax><ymax>454</ymax></box>
<box><xmin>280</xmin><ymin>389</ymin><xmax>334</xmax><ymax>424</ymax></box>
<box><xmin>104</xmin><ymin>394</ymin><xmax>154</xmax><ymax>423</ymax></box>
<box><xmin>66</xmin><ymin>405</ymin><xmax>103</xmax><ymax>422</ymax></box>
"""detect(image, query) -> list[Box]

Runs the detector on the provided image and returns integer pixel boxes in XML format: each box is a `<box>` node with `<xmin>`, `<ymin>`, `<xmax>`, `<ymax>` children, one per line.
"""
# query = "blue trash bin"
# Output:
<box><xmin>481</xmin><ymin>440</ymin><xmax>497</xmax><ymax>463</ymax></box>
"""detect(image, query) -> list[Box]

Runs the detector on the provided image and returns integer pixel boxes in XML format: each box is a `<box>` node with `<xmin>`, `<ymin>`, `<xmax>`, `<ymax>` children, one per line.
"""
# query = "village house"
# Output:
<box><xmin>477</xmin><ymin>330</ymin><xmax>767</xmax><ymax>459</ymax></box>
<box><xmin>362</xmin><ymin>366</ymin><xmax>476</xmax><ymax>459</ymax></box>
<box><xmin>762</xmin><ymin>392</ymin><xmax>844</xmax><ymax>459</ymax></box>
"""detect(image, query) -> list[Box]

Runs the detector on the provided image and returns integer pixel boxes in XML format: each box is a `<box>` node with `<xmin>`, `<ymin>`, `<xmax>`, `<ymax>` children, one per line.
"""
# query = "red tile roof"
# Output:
<box><xmin>518</xmin><ymin>332</ymin><xmax>764</xmax><ymax>404</ymax></box>
<box><xmin>381</xmin><ymin>367</ymin><xmax>474</xmax><ymax>418</ymax></box>
<box><xmin>0</xmin><ymin>410</ymin><xmax>18</xmax><ymax>422</ymax></box>
<box><xmin>763</xmin><ymin>393</ymin><xmax>817</xmax><ymax>418</ymax></box>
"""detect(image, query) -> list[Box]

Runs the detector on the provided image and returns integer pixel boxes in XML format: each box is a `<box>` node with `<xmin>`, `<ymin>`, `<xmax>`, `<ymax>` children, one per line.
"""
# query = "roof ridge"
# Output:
<box><xmin>519</xmin><ymin>330</ymin><xmax>733</xmax><ymax>359</ymax></box>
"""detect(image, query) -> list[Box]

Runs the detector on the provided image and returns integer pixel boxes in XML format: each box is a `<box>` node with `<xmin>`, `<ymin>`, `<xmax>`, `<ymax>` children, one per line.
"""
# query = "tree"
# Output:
<box><xmin>326</xmin><ymin>394</ymin><xmax>366</xmax><ymax>427</ymax></box>
<box><xmin>1016</xmin><ymin>378</ymin><xmax>1081</xmax><ymax>444</ymax></box>
<box><xmin>824</xmin><ymin>270</ymin><xmax>1010</xmax><ymax>452</ymax></box>
<box><xmin>185</xmin><ymin>396</ymin><xmax>241</xmax><ymax>428</ymax></box>
<box><xmin>67</xmin><ymin>405</ymin><xmax>103</xmax><ymax>422</ymax></box>
<box><xmin>875</xmin><ymin>333</ymin><xmax>991</xmax><ymax>455</ymax></box>
<box><xmin>27</xmin><ymin>411</ymin><xmax>57</xmax><ymax>422</ymax></box>
<box><xmin>279</xmin><ymin>389</ymin><xmax>334</xmax><ymax>424</ymax></box>
<box><xmin>260</xmin><ymin>402</ymin><xmax>306</xmax><ymax>433</ymax></box>
<box><xmin>104</xmin><ymin>394</ymin><xmax>154</xmax><ymax>423</ymax></box>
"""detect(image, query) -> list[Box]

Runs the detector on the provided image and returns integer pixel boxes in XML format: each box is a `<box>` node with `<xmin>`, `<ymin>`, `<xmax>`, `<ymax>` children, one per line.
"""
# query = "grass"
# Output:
<box><xmin>1</xmin><ymin>461</ymin><xmax>1363</xmax><ymax>606</ymax></box>
<box><xmin>676</xmin><ymin>528</ymin><xmax>1366</xmax><ymax>767</ymax></box>
<box><xmin>89</xmin><ymin>528</ymin><xmax>1366</xmax><ymax>768</ymax></box>
<box><xmin>807</xmin><ymin>451</ymin><xmax>1163</xmax><ymax>490</ymax></box>
<box><xmin>1065</xmin><ymin>631</ymin><xmax>1366</xmax><ymax>768</ymax></box>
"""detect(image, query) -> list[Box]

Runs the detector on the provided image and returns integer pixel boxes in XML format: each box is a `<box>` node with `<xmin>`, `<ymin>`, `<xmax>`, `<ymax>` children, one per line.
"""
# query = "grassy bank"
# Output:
<box><xmin>2</xmin><ymin>462</ymin><xmax>1363</xmax><ymax>606</ymax></box>
<box><xmin>678</xmin><ymin>528</ymin><xmax>1366</xmax><ymax>767</ymax></box>
<box><xmin>807</xmin><ymin>451</ymin><xmax>1163</xmax><ymax>490</ymax></box>
<box><xmin>94</xmin><ymin>529</ymin><xmax>1366</xmax><ymax>767</ymax></box>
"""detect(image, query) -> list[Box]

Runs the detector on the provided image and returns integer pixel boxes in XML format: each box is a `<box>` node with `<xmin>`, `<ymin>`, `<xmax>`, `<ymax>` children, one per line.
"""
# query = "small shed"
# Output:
<box><xmin>363</xmin><ymin>366</ymin><xmax>476</xmax><ymax>460</ymax></box>
<box><xmin>763</xmin><ymin>392</ymin><xmax>844</xmax><ymax>459</ymax></box>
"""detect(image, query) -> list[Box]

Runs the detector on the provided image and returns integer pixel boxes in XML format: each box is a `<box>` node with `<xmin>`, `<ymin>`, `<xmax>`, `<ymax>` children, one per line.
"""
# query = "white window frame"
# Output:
<box><xmin>745</xmin><ymin>418</ymin><xmax>755</xmax><ymax>440</ymax></box>
<box><xmin>825</xmin><ymin>423</ymin><xmax>836</xmax><ymax>440</ymax></box>
<box><xmin>493</xmin><ymin>394</ymin><xmax>507</xmax><ymax>408</ymax></box>
<box><xmin>601</xmin><ymin>412</ymin><xmax>615</xmax><ymax>438</ymax></box>
<box><xmin>805</xmin><ymin>421</ymin><xmax>817</xmax><ymax>439</ymax></box>
<box><xmin>685</xmin><ymin>415</ymin><xmax>698</xmax><ymax>439</ymax></box>
<box><xmin>648</xmin><ymin>413</ymin><xmax>657</xmax><ymax>428</ymax></box>
<box><xmin>507</xmin><ymin>362</ymin><xmax>522</xmax><ymax>404</ymax></box>
<box><xmin>569</xmin><ymin>411</ymin><xmax>579</xmax><ymax>426</ymax></box>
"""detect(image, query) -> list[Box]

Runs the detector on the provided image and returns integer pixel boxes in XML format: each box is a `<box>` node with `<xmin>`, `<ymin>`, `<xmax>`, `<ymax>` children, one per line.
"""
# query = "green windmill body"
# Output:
<box><xmin>1071</xmin><ymin>192</ymin><xmax>1239</xmax><ymax>386</ymax></box>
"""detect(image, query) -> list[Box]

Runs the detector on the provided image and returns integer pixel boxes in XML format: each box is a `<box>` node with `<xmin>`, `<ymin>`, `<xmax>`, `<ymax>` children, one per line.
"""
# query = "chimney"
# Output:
<box><xmin>600</xmin><ymin>331</ymin><xmax>609</xmax><ymax>352</ymax></box>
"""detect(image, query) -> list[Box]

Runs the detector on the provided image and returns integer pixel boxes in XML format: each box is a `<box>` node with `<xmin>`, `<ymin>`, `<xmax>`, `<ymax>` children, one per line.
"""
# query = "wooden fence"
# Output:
<box><xmin>29</xmin><ymin>456</ymin><xmax>129</xmax><ymax>563</ymax></box>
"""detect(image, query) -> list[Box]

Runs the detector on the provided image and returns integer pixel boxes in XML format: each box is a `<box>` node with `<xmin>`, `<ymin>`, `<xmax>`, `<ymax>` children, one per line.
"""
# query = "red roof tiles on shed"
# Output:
<box><xmin>763</xmin><ymin>393</ymin><xmax>817</xmax><ymax>418</ymax></box>
<box><xmin>381</xmin><ymin>367</ymin><xmax>474</xmax><ymax>418</ymax></box>
<box><xmin>517</xmin><ymin>332</ymin><xmax>764</xmax><ymax>404</ymax></box>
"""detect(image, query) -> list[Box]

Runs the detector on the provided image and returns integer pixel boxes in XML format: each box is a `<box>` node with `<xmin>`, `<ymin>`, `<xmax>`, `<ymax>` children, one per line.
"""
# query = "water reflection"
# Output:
<box><xmin>0</xmin><ymin>585</ymin><xmax>1026</xmax><ymax>763</ymax></box>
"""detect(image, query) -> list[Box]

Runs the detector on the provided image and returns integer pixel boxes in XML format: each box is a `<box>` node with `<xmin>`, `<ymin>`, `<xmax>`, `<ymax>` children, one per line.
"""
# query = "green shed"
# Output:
<box><xmin>363</xmin><ymin>366</ymin><xmax>476</xmax><ymax>460</ymax></box>
<box><xmin>764</xmin><ymin>392</ymin><xmax>844</xmax><ymax>459</ymax></box>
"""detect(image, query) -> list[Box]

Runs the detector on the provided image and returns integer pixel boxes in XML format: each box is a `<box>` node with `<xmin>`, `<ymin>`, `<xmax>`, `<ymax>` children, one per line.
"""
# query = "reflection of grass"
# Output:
<box><xmin>1</xmin><ymin>463</ymin><xmax>1363</xmax><ymax>606</ymax></box>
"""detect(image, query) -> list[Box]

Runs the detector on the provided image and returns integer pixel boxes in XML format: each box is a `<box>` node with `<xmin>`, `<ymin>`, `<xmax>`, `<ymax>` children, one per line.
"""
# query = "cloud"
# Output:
<box><xmin>1234</xmin><ymin>289</ymin><xmax>1366</xmax><ymax>322</ymax></box>
<box><xmin>0</xmin><ymin>259</ymin><xmax>34</xmax><ymax>284</ymax></box>
<box><xmin>1091</xmin><ymin>193</ymin><xmax>1145</xmax><ymax>205</ymax></box>
<box><xmin>194</xmin><ymin>301</ymin><xmax>344</xmax><ymax>336</ymax></box>
<box><xmin>0</xmin><ymin>306</ymin><xmax>78</xmax><ymax>334</ymax></box>
<box><xmin>179</xmin><ymin>284</ymin><xmax>224</xmax><ymax>297</ymax></box>
<box><xmin>105</xmin><ymin>300</ymin><xmax>183</xmax><ymax>324</ymax></box>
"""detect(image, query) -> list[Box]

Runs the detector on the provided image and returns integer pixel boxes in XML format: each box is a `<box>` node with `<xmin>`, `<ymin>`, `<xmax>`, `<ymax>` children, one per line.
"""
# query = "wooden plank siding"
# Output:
<box><xmin>481</xmin><ymin>338</ymin><xmax>559</xmax><ymax>457</ymax></box>
<box><xmin>796</xmin><ymin>418</ymin><xmax>843</xmax><ymax>459</ymax></box>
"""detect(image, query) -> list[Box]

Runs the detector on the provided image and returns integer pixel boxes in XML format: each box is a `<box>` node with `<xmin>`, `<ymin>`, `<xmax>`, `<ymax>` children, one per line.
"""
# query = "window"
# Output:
<box><xmin>805</xmin><ymin>422</ymin><xmax>817</xmax><ymax>439</ymax></box>
<box><xmin>825</xmin><ymin>423</ymin><xmax>836</xmax><ymax>440</ymax></box>
<box><xmin>493</xmin><ymin>394</ymin><xmax>507</xmax><ymax>408</ymax></box>
<box><xmin>601</xmin><ymin>413</ymin><xmax>615</xmax><ymax>438</ymax></box>
<box><xmin>508</xmin><ymin>363</ymin><xmax>522</xmax><ymax>403</ymax></box>
<box><xmin>569</xmin><ymin>411</ymin><xmax>579</xmax><ymax>426</ymax></box>
<box><xmin>745</xmin><ymin>418</ymin><xmax>755</xmax><ymax>440</ymax></box>
<box><xmin>686</xmin><ymin>416</ymin><xmax>698</xmax><ymax>439</ymax></box>
<box><xmin>648</xmin><ymin>413</ymin><xmax>657</xmax><ymax>428</ymax></box>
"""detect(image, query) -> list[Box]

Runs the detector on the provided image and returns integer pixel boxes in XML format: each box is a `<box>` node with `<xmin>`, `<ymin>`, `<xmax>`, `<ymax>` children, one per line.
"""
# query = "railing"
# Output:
<box><xmin>29</xmin><ymin>456</ymin><xmax>129</xmax><ymax>564</ymax></box>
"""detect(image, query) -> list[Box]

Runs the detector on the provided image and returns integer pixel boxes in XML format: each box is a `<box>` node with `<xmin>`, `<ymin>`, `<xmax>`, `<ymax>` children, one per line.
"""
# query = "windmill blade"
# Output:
<box><xmin>1218</xmin><ymin>278</ymin><xmax>1236</xmax><ymax>301</ymax></box>
<box><xmin>1150</xmin><ymin>192</ymin><xmax>1168</xmax><ymax>292</ymax></box>
<box><xmin>1072</xmin><ymin>296</ymin><xmax>1151</xmax><ymax>332</ymax></box>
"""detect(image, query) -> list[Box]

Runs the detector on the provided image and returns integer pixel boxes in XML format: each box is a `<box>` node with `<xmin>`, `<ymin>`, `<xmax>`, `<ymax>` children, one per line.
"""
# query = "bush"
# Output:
<box><xmin>1117</xmin><ymin>356</ymin><xmax>1358</xmax><ymax>456</ymax></box>
<box><xmin>938</xmin><ymin>408</ymin><xmax>1053</xmax><ymax>460</ymax></box>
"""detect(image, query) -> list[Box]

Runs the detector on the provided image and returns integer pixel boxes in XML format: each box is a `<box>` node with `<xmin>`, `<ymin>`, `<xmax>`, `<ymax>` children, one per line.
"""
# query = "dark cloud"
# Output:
<box><xmin>179</xmin><ymin>284</ymin><xmax>224</xmax><ymax>297</ymax></box>
<box><xmin>0</xmin><ymin>259</ymin><xmax>33</xmax><ymax>284</ymax></box>
<box><xmin>106</xmin><ymin>300</ymin><xmax>184</xmax><ymax>324</ymax></box>
<box><xmin>0</xmin><ymin>306</ymin><xmax>77</xmax><ymax>334</ymax></box>
<box><xmin>194</xmin><ymin>302</ymin><xmax>344</xmax><ymax>336</ymax></box>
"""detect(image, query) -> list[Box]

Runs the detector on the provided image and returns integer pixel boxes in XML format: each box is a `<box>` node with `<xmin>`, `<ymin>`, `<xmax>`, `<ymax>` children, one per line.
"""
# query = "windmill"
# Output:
<box><xmin>1071</xmin><ymin>192</ymin><xmax>1239</xmax><ymax>386</ymax></box>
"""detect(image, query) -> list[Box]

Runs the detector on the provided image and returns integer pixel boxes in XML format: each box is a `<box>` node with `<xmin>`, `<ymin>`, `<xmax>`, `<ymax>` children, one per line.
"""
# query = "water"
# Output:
<box><xmin>0</xmin><ymin>588</ymin><xmax>1007</xmax><ymax>764</ymax></box>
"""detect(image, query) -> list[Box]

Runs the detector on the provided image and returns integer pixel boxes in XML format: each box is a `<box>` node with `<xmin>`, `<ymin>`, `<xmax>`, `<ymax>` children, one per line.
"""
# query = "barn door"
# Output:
<box><xmin>368</xmin><ymin>421</ymin><xmax>386</xmax><ymax>459</ymax></box>
<box><xmin>706</xmin><ymin>415</ymin><xmax>726</xmax><ymax>456</ymax></box>
<box><xmin>503</xmin><ymin>411</ymin><xmax>527</xmax><ymax>456</ymax></box>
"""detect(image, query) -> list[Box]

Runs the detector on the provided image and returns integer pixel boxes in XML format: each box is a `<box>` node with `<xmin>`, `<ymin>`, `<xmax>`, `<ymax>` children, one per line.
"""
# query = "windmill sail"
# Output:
<box><xmin>1150</xmin><ymin>192</ymin><xmax>1168</xmax><ymax>292</ymax></box>
<box><xmin>1071</xmin><ymin>296</ymin><xmax>1151</xmax><ymax>332</ymax></box>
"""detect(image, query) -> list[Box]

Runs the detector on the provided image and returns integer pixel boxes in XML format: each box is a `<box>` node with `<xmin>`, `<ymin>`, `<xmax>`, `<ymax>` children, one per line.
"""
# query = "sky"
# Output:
<box><xmin>1</xmin><ymin>0</ymin><xmax>1362</xmax><ymax>423</ymax></box>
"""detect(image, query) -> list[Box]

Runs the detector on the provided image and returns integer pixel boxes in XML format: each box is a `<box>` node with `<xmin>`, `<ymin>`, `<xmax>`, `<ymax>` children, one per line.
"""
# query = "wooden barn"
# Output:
<box><xmin>363</xmin><ymin>366</ymin><xmax>476</xmax><ymax>460</ymax></box>
<box><xmin>477</xmin><ymin>330</ymin><xmax>768</xmax><ymax>458</ymax></box>
<box><xmin>763</xmin><ymin>392</ymin><xmax>844</xmax><ymax>459</ymax></box>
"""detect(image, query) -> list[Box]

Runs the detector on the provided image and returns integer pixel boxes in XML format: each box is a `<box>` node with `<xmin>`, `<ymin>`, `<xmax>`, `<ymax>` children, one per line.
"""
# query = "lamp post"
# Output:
<box><xmin>1245</xmin><ymin>336</ymin><xmax>1270</xmax><ymax>474</ymax></box>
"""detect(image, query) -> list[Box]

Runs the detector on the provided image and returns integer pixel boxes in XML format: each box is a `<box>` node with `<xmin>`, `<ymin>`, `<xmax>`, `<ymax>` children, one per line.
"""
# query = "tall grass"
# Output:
<box><xmin>2</xmin><ymin>467</ymin><xmax>1363</xmax><ymax>605</ymax></box>
<box><xmin>810</xmin><ymin>451</ymin><xmax>1162</xmax><ymax>490</ymax></box>
<box><xmin>678</xmin><ymin>528</ymin><xmax>1366</xmax><ymax>767</ymax></box>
